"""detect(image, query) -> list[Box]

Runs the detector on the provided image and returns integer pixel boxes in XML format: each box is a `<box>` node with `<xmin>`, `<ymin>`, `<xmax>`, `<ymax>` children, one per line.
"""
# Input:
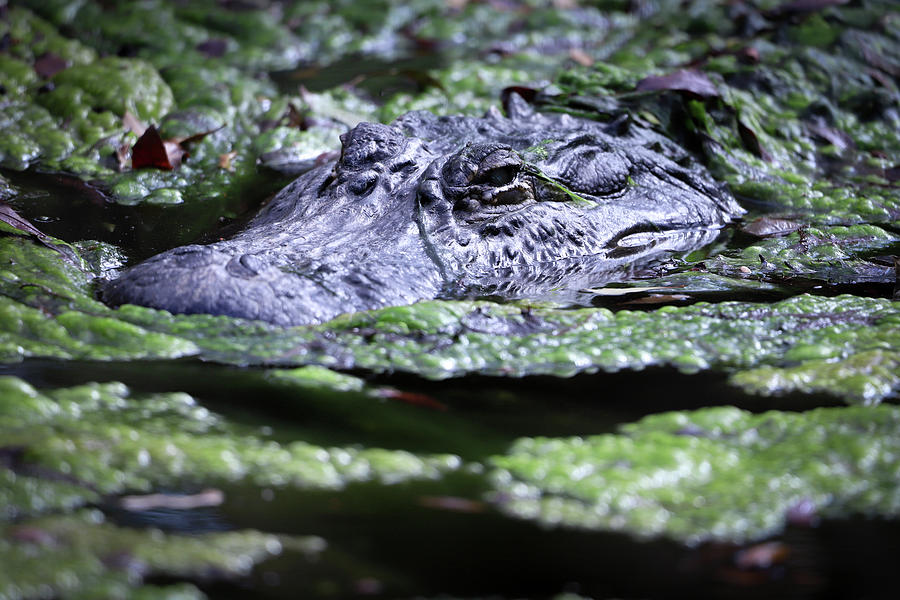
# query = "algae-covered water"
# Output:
<box><xmin>1</xmin><ymin>1</ymin><xmax>899</xmax><ymax>598</ymax></box>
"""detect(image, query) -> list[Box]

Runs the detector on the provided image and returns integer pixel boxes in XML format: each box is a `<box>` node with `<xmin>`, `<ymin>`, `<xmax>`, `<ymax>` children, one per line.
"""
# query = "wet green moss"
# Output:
<box><xmin>39</xmin><ymin>57</ymin><xmax>174</xmax><ymax>132</ymax></box>
<box><xmin>731</xmin><ymin>350</ymin><xmax>900</xmax><ymax>404</ymax></box>
<box><xmin>489</xmin><ymin>404</ymin><xmax>900</xmax><ymax>544</ymax></box>
<box><xmin>0</xmin><ymin>377</ymin><xmax>460</xmax><ymax>520</ymax></box>
<box><xmin>0</xmin><ymin>5</ymin><xmax>318</xmax><ymax>205</ymax></box>
<box><xmin>0</xmin><ymin>510</ymin><xmax>319</xmax><ymax>600</ymax></box>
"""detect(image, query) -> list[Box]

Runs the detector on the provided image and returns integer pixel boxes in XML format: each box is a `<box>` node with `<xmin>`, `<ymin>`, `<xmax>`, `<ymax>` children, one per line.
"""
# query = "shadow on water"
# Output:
<box><xmin>110</xmin><ymin>471</ymin><xmax>900</xmax><ymax>600</ymax></box>
<box><xmin>0</xmin><ymin>167</ymin><xmax>278</xmax><ymax>261</ymax></box>
<box><xmin>0</xmin><ymin>358</ymin><xmax>846</xmax><ymax>462</ymax></box>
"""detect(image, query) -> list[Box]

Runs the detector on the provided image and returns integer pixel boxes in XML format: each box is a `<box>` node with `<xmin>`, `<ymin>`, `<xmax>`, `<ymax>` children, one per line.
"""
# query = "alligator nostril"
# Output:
<box><xmin>171</xmin><ymin>245</ymin><xmax>216</xmax><ymax>268</ymax></box>
<box><xmin>225</xmin><ymin>254</ymin><xmax>263</xmax><ymax>278</ymax></box>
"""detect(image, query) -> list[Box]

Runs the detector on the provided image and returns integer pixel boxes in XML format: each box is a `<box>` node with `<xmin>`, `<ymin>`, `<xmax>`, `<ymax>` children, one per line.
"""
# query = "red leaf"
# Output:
<box><xmin>132</xmin><ymin>125</ymin><xmax>174</xmax><ymax>170</ymax></box>
<box><xmin>636</xmin><ymin>69</ymin><xmax>719</xmax><ymax>99</ymax></box>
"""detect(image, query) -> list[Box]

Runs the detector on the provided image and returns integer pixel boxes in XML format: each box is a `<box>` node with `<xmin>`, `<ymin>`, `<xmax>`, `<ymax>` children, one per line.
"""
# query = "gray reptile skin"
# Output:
<box><xmin>103</xmin><ymin>97</ymin><xmax>744</xmax><ymax>326</ymax></box>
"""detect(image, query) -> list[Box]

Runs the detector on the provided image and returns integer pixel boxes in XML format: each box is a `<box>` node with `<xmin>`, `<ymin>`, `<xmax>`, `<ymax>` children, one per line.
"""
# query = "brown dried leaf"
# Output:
<box><xmin>418</xmin><ymin>496</ymin><xmax>486</xmax><ymax>513</ymax></box>
<box><xmin>737</xmin><ymin>46</ymin><xmax>760</xmax><ymax>64</ymax></box>
<box><xmin>734</xmin><ymin>542</ymin><xmax>790</xmax><ymax>570</ymax></box>
<box><xmin>568</xmin><ymin>48</ymin><xmax>594</xmax><ymax>67</ymax></box>
<box><xmin>619</xmin><ymin>293</ymin><xmax>691</xmax><ymax>307</ymax></box>
<box><xmin>807</xmin><ymin>122</ymin><xmax>854</xmax><ymax>151</ymax></box>
<box><xmin>636</xmin><ymin>69</ymin><xmax>719</xmax><ymax>99</ymax></box>
<box><xmin>584</xmin><ymin>285</ymin><xmax>679</xmax><ymax>296</ymax></box>
<box><xmin>0</xmin><ymin>203</ymin><xmax>49</xmax><ymax>239</ymax></box>
<box><xmin>0</xmin><ymin>202</ymin><xmax>80</xmax><ymax>264</ymax></box>
<box><xmin>122</xmin><ymin>111</ymin><xmax>147</xmax><ymax>137</ymax></box>
<box><xmin>168</xmin><ymin>124</ymin><xmax>225</xmax><ymax>146</ymax></box>
<box><xmin>742</xmin><ymin>217</ymin><xmax>803</xmax><ymax>237</ymax></box>
<box><xmin>33</xmin><ymin>52</ymin><xmax>68</xmax><ymax>79</ymax></box>
<box><xmin>119</xmin><ymin>489</ymin><xmax>225</xmax><ymax>511</ymax></box>
<box><xmin>218</xmin><ymin>150</ymin><xmax>238</xmax><ymax>172</ymax></box>
<box><xmin>163</xmin><ymin>140</ymin><xmax>187</xmax><ymax>169</ymax></box>
<box><xmin>115</xmin><ymin>142</ymin><xmax>131</xmax><ymax>172</ymax></box>
<box><xmin>196</xmin><ymin>38</ymin><xmax>228</xmax><ymax>58</ymax></box>
<box><xmin>738</xmin><ymin>119</ymin><xmax>771</xmax><ymax>161</ymax></box>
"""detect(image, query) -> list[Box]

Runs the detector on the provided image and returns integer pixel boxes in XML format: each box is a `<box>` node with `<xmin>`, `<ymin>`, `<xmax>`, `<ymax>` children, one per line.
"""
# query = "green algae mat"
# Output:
<box><xmin>2</xmin><ymin>1</ymin><xmax>899</xmax><ymax>598</ymax></box>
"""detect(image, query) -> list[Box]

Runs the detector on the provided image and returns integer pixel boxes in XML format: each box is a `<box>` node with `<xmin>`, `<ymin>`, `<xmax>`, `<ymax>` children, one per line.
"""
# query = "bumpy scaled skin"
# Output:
<box><xmin>104</xmin><ymin>97</ymin><xmax>743</xmax><ymax>326</ymax></box>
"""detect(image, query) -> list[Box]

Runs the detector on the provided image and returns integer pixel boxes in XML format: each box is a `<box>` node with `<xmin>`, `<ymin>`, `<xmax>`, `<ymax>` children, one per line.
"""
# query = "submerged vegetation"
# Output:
<box><xmin>0</xmin><ymin>0</ymin><xmax>898</xmax><ymax>597</ymax></box>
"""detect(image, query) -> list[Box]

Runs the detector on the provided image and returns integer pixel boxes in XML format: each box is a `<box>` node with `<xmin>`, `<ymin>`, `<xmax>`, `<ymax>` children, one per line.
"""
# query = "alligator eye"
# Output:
<box><xmin>348</xmin><ymin>172</ymin><xmax>377</xmax><ymax>196</ymax></box>
<box><xmin>479</xmin><ymin>165</ymin><xmax>517</xmax><ymax>187</ymax></box>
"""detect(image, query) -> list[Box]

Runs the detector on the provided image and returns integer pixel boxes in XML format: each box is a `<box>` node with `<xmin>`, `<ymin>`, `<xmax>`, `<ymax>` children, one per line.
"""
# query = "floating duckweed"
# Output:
<box><xmin>490</xmin><ymin>404</ymin><xmax>900</xmax><ymax>544</ymax></box>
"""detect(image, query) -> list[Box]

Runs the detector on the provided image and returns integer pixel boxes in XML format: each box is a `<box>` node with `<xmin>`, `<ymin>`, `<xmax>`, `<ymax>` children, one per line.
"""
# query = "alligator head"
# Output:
<box><xmin>103</xmin><ymin>98</ymin><xmax>743</xmax><ymax>326</ymax></box>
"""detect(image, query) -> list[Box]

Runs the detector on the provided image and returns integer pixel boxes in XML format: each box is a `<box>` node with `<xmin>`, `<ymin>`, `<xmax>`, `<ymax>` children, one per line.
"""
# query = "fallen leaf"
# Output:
<box><xmin>287</xmin><ymin>102</ymin><xmax>308</xmax><ymax>128</ymax></box>
<box><xmin>118</xmin><ymin>488</ymin><xmax>225</xmax><ymax>511</ymax></box>
<box><xmin>738</xmin><ymin>119</ymin><xmax>771</xmax><ymax>161</ymax></box>
<box><xmin>737</xmin><ymin>46</ymin><xmax>760</xmax><ymax>64</ymax></box>
<box><xmin>619</xmin><ymin>293</ymin><xmax>691</xmax><ymax>306</ymax></box>
<box><xmin>131</xmin><ymin>122</ymin><xmax>223</xmax><ymax>171</ymax></box>
<box><xmin>807</xmin><ymin>121</ymin><xmax>855</xmax><ymax>151</ymax></box>
<box><xmin>218</xmin><ymin>150</ymin><xmax>238</xmax><ymax>171</ymax></box>
<box><xmin>583</xmin><ymin>285</ymin><xmax>681</xmax><ymax>295</ymax></box>
<box><xmin>0</xmin><ymin>202</ymin><xmax>80</xmax><ymax>264</ymax></box>
<box><xmin>131</xmin><ymin>125</ymin><xmax>176</xmax><ymax>170</ymax></box>
<box><xmin>122</xmin><ymin>111</ymin><xmax>147</xmax><ymax>137</ymax></box>
<box><xmin>168</xmin><ymin>123</ymin><xmax>225</xmax><ymax>147</ymax></box>
<box><xmin>734</xmin><ymin>542</ymin><xmax>790</xmax><ymax>570</ymax></box>
<box><xmin>742</xmin><ymin>216</ymin><xmax>803</xmax><ymax>237</ymax></box>
<box><xmin>501</xmin><ymin>85</ymin><xmax>538</xmax><ymax>114</ymax></box>
<box><xmin>419</xmin><ymin>496</ymin><xmax>486</xmax><ymax>513</ymax></box>
<box><xmin>33</xmin><ymin>52</ymin><xmax>68</xmax><ymax>78</ymax></box>
<box><xmin>636</xmin><ymin>69</ymin><xmax>719</xmax><ymax>98</ymax></box>
<box><xmin>115</xmin><ymin>140</ymin><xmax>131</xmax><ymax>172</ymax></box>
<box><xmin>568</xmin><ymin>48</ymin><xmax>594</xmax><ymax>67</ymax></box>
<box><xmin>196</xmin><ymin>38</ymin><xmax>228</xmax><ymax>58</ymax></box>
<box><xmin>0</xmin><ymin>203</ymin><xmax>52</xmax><ymax>239</ymax></box>
<box><xmin>375</xmin><ymin>388</ymin><xmax>447</xmax><ymax>411</ymax></box>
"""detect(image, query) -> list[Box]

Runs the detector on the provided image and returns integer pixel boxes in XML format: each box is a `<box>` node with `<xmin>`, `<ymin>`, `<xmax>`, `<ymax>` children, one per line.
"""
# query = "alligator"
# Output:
<box><xmin>103</xmin><ymin>96</ymin><xmax>744</xmax><ymax>326</ymax></box>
